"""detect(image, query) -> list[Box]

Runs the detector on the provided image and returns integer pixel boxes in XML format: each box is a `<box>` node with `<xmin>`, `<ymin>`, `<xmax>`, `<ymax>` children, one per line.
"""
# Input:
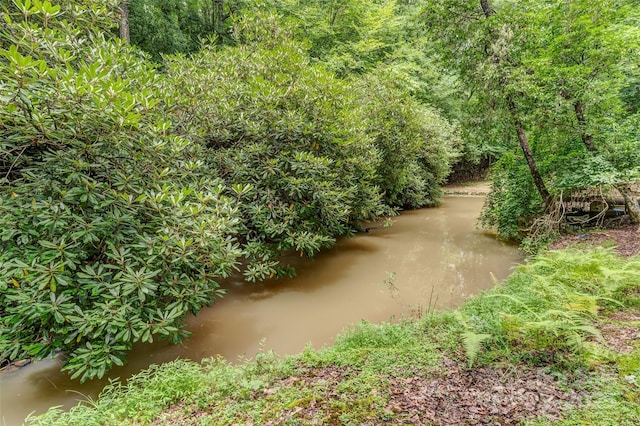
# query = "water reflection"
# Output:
<box><xmin>0</xmin><ymin>196</ymin><xmax>522</xmax><ymax>425</ymax></box>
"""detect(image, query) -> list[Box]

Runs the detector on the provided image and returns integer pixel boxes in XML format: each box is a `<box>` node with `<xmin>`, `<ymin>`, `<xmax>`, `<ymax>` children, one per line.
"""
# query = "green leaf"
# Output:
<box><xmin>461</xmin><ymin>331</ymin><xmax>492</xmax><ymax>368</ymax></box>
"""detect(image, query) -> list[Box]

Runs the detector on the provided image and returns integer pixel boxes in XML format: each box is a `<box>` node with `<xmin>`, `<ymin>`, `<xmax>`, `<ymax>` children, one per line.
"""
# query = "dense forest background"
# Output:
<box><xmin>1</xmin><ymin>0</ymin><xmax>639</xmax><ymax>381</ymax></box>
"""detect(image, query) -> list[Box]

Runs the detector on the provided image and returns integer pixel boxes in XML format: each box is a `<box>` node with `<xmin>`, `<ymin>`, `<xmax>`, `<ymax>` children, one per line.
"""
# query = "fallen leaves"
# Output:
<box><xmin>386</xmin><ymin>360</ymin><xmax>585</xmax><ymax>425</ymax></box>
<box><xmin>549</xmin><ymin>224</ymin><xmax>640</xmax><ymax>257</ymax></box>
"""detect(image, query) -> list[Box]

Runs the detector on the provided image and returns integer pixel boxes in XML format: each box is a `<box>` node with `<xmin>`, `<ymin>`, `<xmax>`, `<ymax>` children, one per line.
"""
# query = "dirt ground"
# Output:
<box><xmin>386</xmin><ymin>361</ymin><xmax>585</xmax><ymax>425</ymax></box>
<box><xmin>153</xmin><ymin>360</ymin><xmax>588</xmax><ymax>426</ymax></box>
<box><xmin>548</xmin><ymin>224</ymin><xmax>640</xmax><ymax>257</ymax></box>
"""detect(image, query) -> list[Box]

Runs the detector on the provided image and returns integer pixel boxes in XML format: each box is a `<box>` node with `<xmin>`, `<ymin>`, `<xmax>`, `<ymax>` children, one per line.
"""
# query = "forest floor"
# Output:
<box><xmin>549</xmin><ymin>224</ymin><xmax>640</xmax><ymax>258</ymax></box>
<box><xmin>150</xmin><ymin>360</ymin><xmax>589</xmax><ymax>426</ymax></box>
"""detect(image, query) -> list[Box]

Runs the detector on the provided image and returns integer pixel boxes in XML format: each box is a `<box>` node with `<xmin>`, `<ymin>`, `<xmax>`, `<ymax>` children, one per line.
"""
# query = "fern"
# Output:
<box><xmin>462</xmin><ymin>331</ymin><xmax>492</xmax><ymax>367</ymax></box>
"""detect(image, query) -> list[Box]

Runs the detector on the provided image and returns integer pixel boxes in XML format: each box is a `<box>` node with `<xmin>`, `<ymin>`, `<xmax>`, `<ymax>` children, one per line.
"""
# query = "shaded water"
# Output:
<box><xmin>0</xmin><ymin>196</ymin><xmax>522</xmax><ymax>425</ymax></box>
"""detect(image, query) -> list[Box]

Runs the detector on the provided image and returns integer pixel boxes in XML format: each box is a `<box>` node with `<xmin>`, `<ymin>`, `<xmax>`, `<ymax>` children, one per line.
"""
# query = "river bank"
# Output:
<box><xmin>22</xmin><ymin>228</ymin><xmax>640</xmax><ymax>425</ymax></box>
<box><xmin>1</xmin><ymin>196</ymin><xmax>522</xmax><ymax>425</ymax></box>
<box><xmin>443</xmin><ymin>180</ymin><xmax>492</xmax><ymax>196</ymax></box>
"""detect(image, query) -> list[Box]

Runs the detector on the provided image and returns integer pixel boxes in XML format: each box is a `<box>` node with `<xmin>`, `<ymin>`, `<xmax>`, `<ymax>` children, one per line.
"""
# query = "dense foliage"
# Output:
<box><xmin>127</xmin><ymin>0</ymin><xmax>640</xmax><ymax>239</ymax></box>
<box><xmin>0</xmin><ymin>0</ymin><xmax>245</xmax><ymax>381</ymax></box>
<box><xmin>356</xmin><ymin>69</ymin><xmax>460</xmax><ymax>207</ymax></box>
<box><xmin>423</xmin><ymin>0</ymin><xmax>640</xmax><ymax>236</ymax></box>
<box><xmin>127</xmin><ymin>0</ymin><xmax>249</xmax><ymax>61</ymax></box>
<box><xmin>163</xmin><ymin>13</ymin><xmax>386</xmax><ymax>280</ymax></box>
<box><xmin>0</xmin><ymin>0</ymin><xmax>458</xmax><ymax>380</ymax></box>
<box><xmin>162</xmin><ymin>11</ymin><xmax>458</xmax><ymax>277</ymax></box>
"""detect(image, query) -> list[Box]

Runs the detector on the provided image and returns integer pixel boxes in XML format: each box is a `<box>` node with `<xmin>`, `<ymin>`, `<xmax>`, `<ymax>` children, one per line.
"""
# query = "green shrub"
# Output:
<box><xmin>0</xmin><ymin>0</ymin><xmax>242</xmax><ymax>381</ymax></box>
<box><xmin>479</xmin><ymin>152</ymin><xmax>545</xmax><ymax>240</ymax></box>
<box><xmin>163</xmin><ymin>13</ymin><xmax>386</xmax><ymax>280</ymax></box>
<box><xmin>459</xmin><ymin>248</ymin><xmax>640</xmax><ymax>366</ymax></box>
<box><xmin>356</xmin><ymin>69</ymin><xmax>460</xmax><ymax>208</ymax></box>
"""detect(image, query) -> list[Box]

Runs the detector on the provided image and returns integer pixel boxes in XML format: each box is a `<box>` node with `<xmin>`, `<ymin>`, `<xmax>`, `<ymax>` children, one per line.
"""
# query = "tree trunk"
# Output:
<box><xmin>478</xmin><ymin>0</ymin><xmax>551</xmax><ymax>209</ymax></box>
<box><xmin>119</xmin><ymin>1</ymin><xmax>130</xmax><ymax>43</ymax></box>
<box><xmin>615</xmin><ymin>184</ymin><xmax>640</xmax><ymax>224</ymax></box>
<box><xmin>214</xmin><ymin>0</ymin><xmax>227</xmax><ymax>30</ymax></box>
<box><xmin>507</xmin><ymin>96</ymin><xmax>552</xmax><ymax>208</ymax></box>
<box><xmin>573</xmin><ymin>100</ymin><xmax>597</xmax><ymax>151</ymax></box>
<box><xmin>480</xmin><ymin>0</ymin><xmax>495</xmax><ymax>17</ymax></box>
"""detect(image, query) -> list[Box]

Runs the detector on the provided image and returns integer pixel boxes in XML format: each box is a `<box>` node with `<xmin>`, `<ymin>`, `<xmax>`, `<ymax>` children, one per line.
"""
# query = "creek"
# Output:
<box><xmin>0</xmin><ymin>195</ymin><xmax>522</xmax><ymax>425</ymax></box>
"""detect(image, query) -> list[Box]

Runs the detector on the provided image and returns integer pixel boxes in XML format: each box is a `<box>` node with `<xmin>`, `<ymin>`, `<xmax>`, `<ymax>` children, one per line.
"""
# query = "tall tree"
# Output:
<box><xmin>527</xmin><ymin>0</ymin><xmax>640</xmax><ymax>223</ymax></box>
<box><xmin>423</xmin><ymin>0</ymin><xmax>551</xmax><ymax>208</ymax></box>
<box><xmin>126</xmin><ymin>0</ymin><xmax>228</xmax><ymax>61</ymax></box>
<box><xmin>480</xmin><ymin>0</ymin><xmax>553</xmax><ymax>208</ymax></box>
<box><xmin>424</xmin><ymin>0</ymin><xmax>640</xmax><ymax>233</ymax></box>
<box><xmin>274</xmin><ymin>0</ymin><xmax>402</xmax><ymax>76</ymax></box>
<box><xmin>119</xmin><ymin>1</ymin><xmax>130</xmax><ymax>42</ymax></box>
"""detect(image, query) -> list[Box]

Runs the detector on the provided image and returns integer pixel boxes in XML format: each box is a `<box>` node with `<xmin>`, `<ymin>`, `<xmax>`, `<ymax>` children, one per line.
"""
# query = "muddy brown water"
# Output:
<box><xmin>0</xmin><ymin>196</ymin><xmax>522</xmax><ymax>425</ymax></box>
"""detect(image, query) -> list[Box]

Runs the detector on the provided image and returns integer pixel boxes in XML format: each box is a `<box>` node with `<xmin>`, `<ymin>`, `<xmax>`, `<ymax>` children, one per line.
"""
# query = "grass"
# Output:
<box><xmin>527</xmin><ymin>349</ymin><xmax>640</xmax><ymax>426</ymax></box>
<box><xmin>24</xmin><ymin>247</ymin><xmax>640</xmax><ymax>425</ymax></box>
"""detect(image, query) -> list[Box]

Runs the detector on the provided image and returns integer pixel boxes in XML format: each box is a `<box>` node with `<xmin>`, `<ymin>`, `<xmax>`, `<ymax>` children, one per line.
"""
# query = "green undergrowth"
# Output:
<box><xmin>26</xmin><ymin>247</ymin><xmax>640</xmax><ymax>425</ymax></box>
<box><xmin>528</xmin><ymin>347</ymin><xmax>640</xmax><ymax>426</ymax></box>
<box><xmin>459</xmin><ymin>248</ymin><xmax>640</xmax><ymax>368</ymax></box>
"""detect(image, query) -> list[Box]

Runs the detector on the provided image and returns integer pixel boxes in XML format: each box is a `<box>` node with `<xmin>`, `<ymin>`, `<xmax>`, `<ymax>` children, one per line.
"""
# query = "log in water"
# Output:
<box><xmin>0</xmin><ymin>196</ymin><xmax>522</xmax><ymax>425</ymax></box>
